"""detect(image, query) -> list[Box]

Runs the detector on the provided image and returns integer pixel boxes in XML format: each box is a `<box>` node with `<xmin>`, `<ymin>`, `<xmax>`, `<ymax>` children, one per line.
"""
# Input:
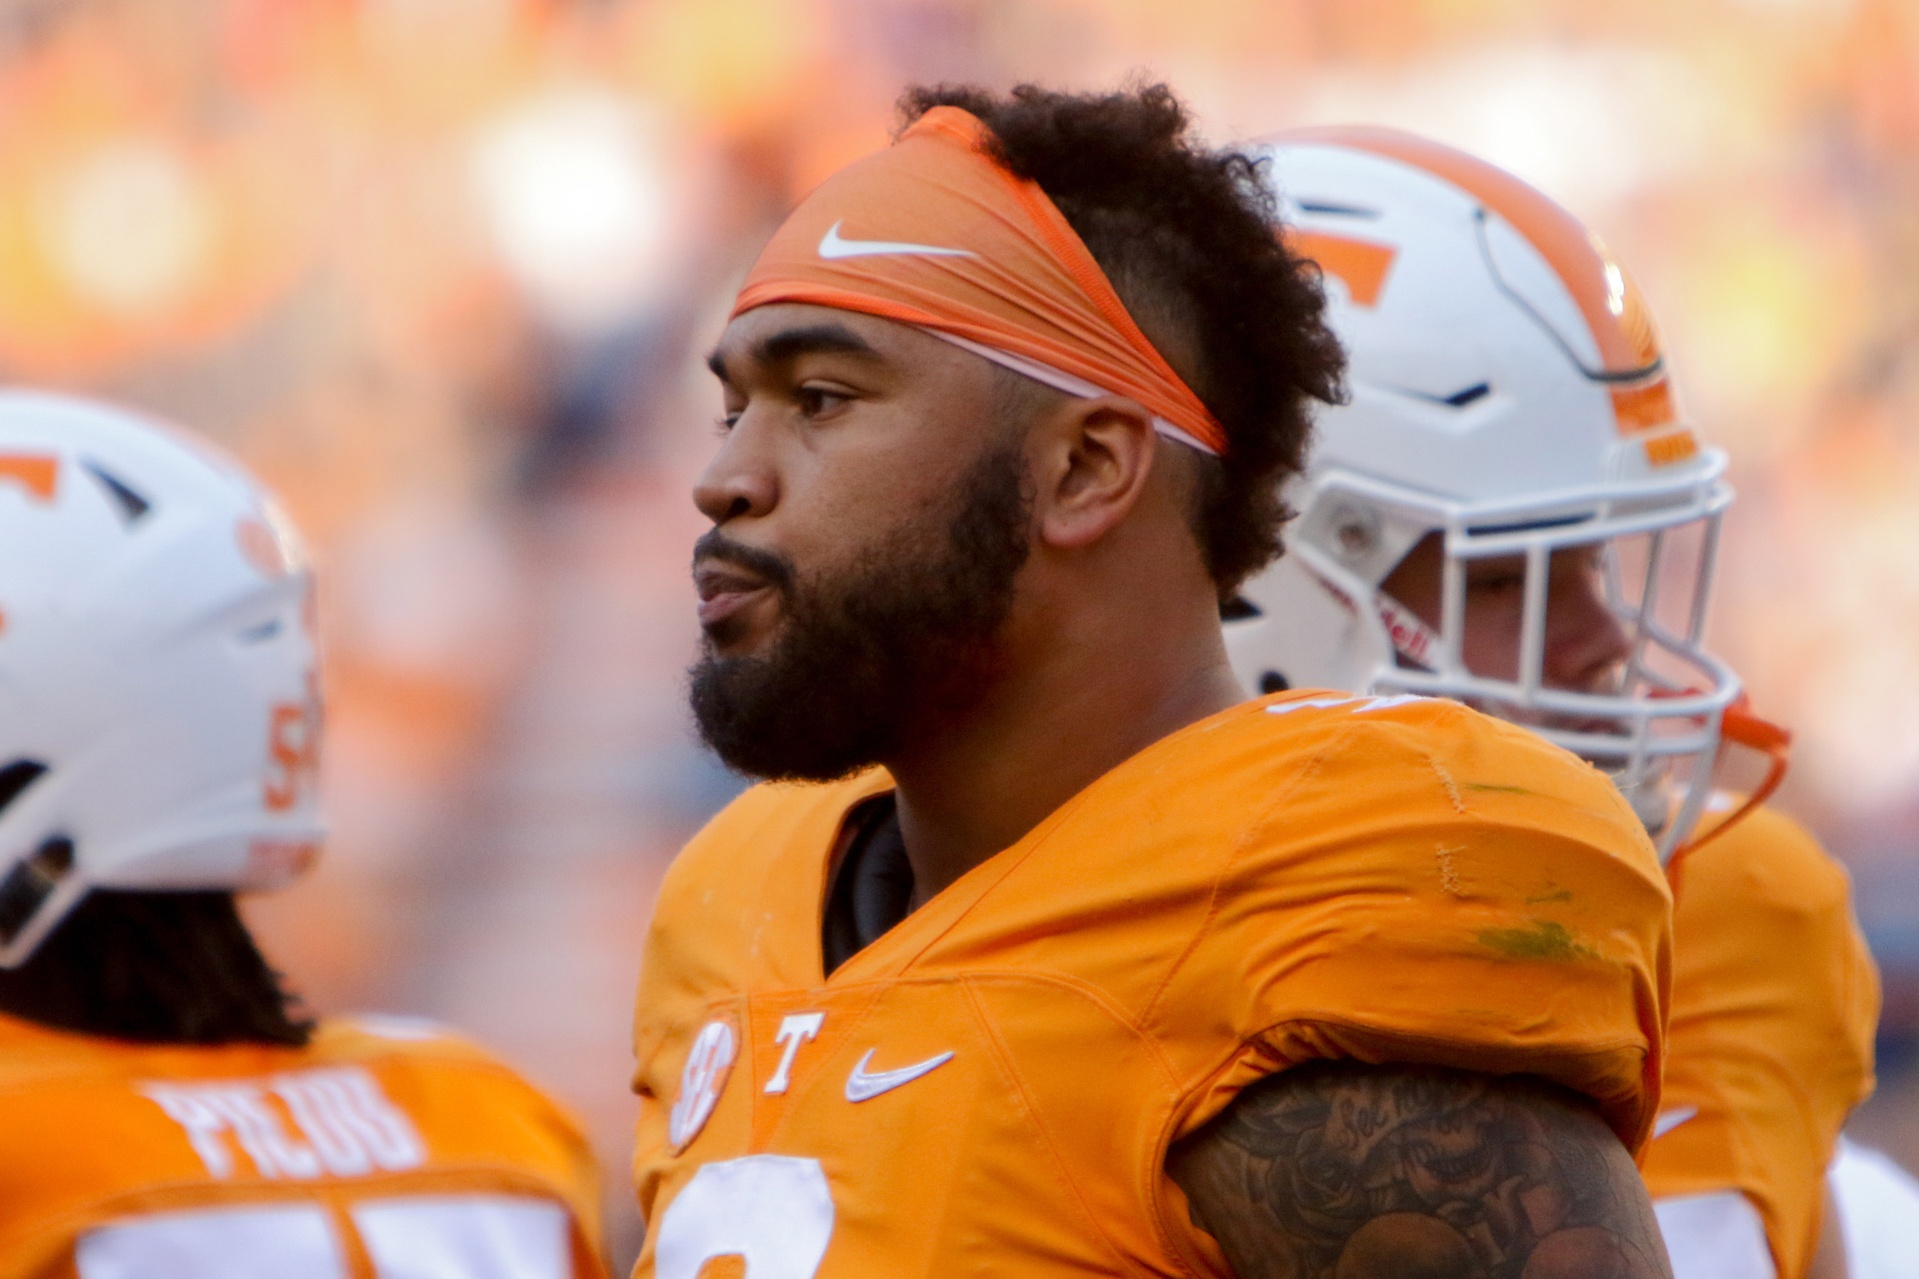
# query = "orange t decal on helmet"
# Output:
<box><xmin>731</xmin><ymin>107</ymin><xmax>1229</xmax><ymax>456</ymax></box>
<box><xmin>0</xmin><ymin>454</ymin><xmax>57</xmax><ymax>502</ymax></box>
<box><xmin>1286</xmin><ymin>230</ymin><xmax>1397</xmax><ymax>307</ymax></box>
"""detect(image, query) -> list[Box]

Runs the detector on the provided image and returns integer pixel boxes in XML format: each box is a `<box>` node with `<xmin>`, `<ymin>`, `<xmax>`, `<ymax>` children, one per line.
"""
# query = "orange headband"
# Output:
<box><xmin>731</xmin><ymin>107</ymin><xmax>1228</xmax><ymax>456</ymax></box>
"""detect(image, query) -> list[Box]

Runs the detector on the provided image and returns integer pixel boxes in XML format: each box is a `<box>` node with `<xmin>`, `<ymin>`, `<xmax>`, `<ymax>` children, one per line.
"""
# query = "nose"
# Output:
<box><xmin>1543</xmin><ymin>559</ymin><xmax>1632</xmax><ymax>693</ymax></box>
<box><xmin>693</xmin><ymin>419</ymin><xmax>779</xmax><ymax>528</ymax></box>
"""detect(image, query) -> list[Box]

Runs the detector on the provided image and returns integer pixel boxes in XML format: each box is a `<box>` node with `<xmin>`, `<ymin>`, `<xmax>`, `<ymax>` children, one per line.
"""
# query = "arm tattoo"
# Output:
<box><xmin>1167</xmin><ymin>1062</ymin><xmax>1672</xmax><ymax>1279</ymax></box>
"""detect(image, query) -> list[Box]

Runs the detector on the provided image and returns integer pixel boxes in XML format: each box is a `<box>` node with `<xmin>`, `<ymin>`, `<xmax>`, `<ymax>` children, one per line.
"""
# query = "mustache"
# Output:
<box><xmin>691</xmin><ymin>528</ymin><xmax>797</xmax><ymax>596</ymax></box>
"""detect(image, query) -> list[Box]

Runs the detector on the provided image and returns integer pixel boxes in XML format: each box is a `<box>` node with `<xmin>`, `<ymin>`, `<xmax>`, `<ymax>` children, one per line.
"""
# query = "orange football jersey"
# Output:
<box><xmin>630</xmin><ymin>691</ymin><xmax>1672</xmax><ymax>1278</ymax></box>
<box><xmin>1641</xmin><ymin>802</ymin><xmax>1879</xmax><ymax>1279</ymax></box>
<box><xmin>0</xmin><ymin>1012</ymin><xmax>610</xmax><ymax>1279</ymax></box>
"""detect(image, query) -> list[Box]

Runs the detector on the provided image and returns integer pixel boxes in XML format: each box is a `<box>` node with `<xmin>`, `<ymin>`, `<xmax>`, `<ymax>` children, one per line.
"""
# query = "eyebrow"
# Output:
<box><xmin>705</xmin><ymin>322</ymin><xmax>883</xmax><ymax>382</ymax></box>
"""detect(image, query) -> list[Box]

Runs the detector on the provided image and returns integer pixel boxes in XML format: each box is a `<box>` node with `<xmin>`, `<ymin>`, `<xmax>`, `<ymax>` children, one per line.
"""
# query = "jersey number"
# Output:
<box><xmin>264</xmin><ymin>674</ymin><xmax>322</xmax><ymax>813</ymax></box>
<box><xmin>77</xmin><ymin>1195</ymin><xmax>572</xmax><ymax>1279</ymax></box>
<box><xmin>654</xmin><ymin>1156</ymin><xmax>834</xmax><ymax>1279</ymax></box>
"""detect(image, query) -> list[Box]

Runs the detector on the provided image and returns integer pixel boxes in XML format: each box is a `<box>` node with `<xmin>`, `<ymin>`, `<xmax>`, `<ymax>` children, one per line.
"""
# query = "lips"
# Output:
<box><xmin>694</xmin><ymin>559</ymin><xmax>776</xmax><ymax>631</ymax></box>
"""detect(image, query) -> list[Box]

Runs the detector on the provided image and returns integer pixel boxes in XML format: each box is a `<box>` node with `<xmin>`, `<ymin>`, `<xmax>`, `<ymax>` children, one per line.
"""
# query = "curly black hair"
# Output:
<box><xmin>898</xmin><ymin>82</ymin><xmax>1346</xmax><ymax>595</ymax></box>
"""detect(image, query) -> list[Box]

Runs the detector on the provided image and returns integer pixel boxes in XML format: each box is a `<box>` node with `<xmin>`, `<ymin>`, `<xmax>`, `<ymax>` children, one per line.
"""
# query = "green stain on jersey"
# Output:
<box><xmin>1477</xmin><ymin>920</ymin><xmax>1597</xmax><ymax>962</ymax></box>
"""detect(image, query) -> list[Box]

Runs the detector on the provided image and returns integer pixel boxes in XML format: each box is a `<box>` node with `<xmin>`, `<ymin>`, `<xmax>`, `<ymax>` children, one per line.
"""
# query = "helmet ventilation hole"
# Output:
<box><xmin>1260</xmin><ymin>671</ymin><xmax>1291</xmax><ymax>694</ymax></box>
<box><xmin>81</xmin><ymin>460</ymin><xmax>151</xmax><ymax>524</ymax></box>
<box><xmin>236</xmin><ymin>617</ymin><xmax>285</xmax><ymax>644</ymax></box>
<box><xmin>1295</xmin><ymin>200</ymin><xmax>1380</xmax><ymax>219</ymax></box>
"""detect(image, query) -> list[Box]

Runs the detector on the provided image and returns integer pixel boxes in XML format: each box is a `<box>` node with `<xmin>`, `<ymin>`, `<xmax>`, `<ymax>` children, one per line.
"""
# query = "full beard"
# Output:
<box><xmin>688</xmin><ymin>441</ymin><xmax>1034</xmax><ymax>782</ymax></box>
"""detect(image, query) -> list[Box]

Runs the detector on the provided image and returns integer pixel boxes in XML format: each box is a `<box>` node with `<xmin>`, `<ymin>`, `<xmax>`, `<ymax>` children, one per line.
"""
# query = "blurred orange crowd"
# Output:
<box><xmin>6</xmin><ymin>0</ymin><xmax>1919</xmax><ymax>1264</ymax></box>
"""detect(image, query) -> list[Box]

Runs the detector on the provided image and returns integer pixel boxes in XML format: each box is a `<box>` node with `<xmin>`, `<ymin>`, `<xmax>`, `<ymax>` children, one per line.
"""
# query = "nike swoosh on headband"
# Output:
<box><xmin>843</xmin><ymin>1048</ymin><xmax>954</xmax><ymax>1102</ymax></box>
<box><xmin>818</xmin><ymin>220</ymin><xmax>975</xmax><ymax>261</ymax></box>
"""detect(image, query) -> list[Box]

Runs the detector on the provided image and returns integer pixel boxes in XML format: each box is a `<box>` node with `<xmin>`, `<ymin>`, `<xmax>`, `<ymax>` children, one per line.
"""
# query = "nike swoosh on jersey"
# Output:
<box><xmin>817</xmin><ymin>221</ymin><xmax>975</xmax><ymax>261</ymax></box>
<box><xmin>1652</xmin><ymin>1105</ymin><xmax>1699</xmax><ymax>1139</ymax></box>
<box><xmin>843</xmin><ymin>1048</ymin><xmax>955</xmax><ymax>1102</ymax></box>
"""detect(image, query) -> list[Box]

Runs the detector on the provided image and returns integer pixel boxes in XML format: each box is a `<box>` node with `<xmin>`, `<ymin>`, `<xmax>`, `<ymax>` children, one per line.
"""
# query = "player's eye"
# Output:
<box><xmin>795</xmin><ymin>386</ymin><xmax>850</xmax><ymax>418</ymax></box>
<box><xmin>1470</xmin><ymin>568</ymin><xmax>1526</xmax><ymax>595</ymax></box>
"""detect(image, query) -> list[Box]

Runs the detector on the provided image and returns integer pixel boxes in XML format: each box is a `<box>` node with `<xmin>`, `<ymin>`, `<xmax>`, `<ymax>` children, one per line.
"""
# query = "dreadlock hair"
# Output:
<box><xmin>898</xmin><ymin>82</ymin><xmax>1347</xmax><ymax>597</ymax></box>
<box><xmin>0</xmin><ymin>889</ymin><xmax>312</xmax><ymax>1046</ymax></box>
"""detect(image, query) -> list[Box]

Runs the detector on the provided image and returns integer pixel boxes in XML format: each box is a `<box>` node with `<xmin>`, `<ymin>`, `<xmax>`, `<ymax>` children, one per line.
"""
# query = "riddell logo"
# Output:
<box><xmin>1377</xmin><ymin>596</ymin><xmax>1435</xmax><ymax>666</ymax></box>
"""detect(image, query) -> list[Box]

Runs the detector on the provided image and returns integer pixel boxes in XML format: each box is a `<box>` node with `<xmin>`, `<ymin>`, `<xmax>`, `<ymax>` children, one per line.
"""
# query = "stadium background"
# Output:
<box><xmin>4</xmin><ymin>0</ymin><xmax>1917</xmax><ymax>1265</ymax></box>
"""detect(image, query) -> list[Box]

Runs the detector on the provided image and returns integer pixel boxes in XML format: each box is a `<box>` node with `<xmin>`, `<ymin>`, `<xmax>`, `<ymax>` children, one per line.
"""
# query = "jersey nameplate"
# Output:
<box><xmin>141</xmin><ymin>1065</ymin><xmax>425</xmax><ymax>1180</ymax></box>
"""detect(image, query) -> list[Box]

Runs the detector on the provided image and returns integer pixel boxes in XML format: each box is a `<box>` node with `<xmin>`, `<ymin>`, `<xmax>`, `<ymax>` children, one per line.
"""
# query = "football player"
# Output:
<box><xmin>1223</xmin><ymin>128</ymin><xmax>1881</xmax><ymax>1279</ymax></box>
<box><xmin>630</xmin><ymin>84</ymin><xmax>1678</xmax><ymax>1277</ymax></box>
<box><xmin>0</xmin><ymin>393</ymin><xmax>610</xmax><ymax>1279</ymax></box>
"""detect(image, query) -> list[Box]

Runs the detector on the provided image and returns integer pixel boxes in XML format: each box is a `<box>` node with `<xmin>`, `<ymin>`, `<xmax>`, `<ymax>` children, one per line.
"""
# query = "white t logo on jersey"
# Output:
<box><xmin>764</xmin><ymin>1012</ymin><xmax>825</xmax><ymax>1096</ymax></box>
<box><xmin>142</xmin><ymin>1065</ymin><xmax>425</xmax><ymax>1180</ymax></box>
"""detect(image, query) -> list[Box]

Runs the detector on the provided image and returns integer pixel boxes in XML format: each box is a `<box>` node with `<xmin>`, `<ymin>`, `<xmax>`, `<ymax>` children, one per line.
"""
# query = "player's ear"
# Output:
<box><xmin>1029</xmin><ymin>395</ymin><xmax>1157</xmax><ymax>551</ymax></box>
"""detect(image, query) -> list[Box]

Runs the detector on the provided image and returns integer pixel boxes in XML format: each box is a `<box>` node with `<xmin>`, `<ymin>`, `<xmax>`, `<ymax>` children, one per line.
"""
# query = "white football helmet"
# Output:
<box><xmin>1230</xmin><ymin>128</ymin><xmax>1740</xmax><ymax>859</ymax></box>
<box><xmin>0</xmin><ymin>392</ymin><xmax>323</xmax><ymax>966</ymax></box>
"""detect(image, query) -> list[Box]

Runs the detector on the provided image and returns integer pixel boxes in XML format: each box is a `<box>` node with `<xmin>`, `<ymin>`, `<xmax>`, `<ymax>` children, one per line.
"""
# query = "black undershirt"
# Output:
<box><xmin>821</xmin><ymin>794</ymin><xmax>916</xmax><ymax>976</ymax></box>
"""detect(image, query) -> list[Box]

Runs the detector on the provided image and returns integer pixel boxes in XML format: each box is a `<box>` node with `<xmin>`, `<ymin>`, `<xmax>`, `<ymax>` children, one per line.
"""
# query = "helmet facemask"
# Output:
<box><xmin>1287</xmin><ymin>464</ymin><xmax>1740</xmax><ymax>861</ymax></box>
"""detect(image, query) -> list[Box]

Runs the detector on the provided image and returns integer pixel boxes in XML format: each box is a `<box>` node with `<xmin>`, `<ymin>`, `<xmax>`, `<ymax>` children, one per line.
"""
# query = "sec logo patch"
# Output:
<box><xmin>668</xmin><ymin>1019</ymin><xmax>737</xmax><ymax>1152</ymax></box>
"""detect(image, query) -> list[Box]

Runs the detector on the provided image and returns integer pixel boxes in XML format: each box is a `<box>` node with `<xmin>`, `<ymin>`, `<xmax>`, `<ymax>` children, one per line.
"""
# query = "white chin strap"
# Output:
<box><xmin>925</xmin><ymin>330</ymin><xmax>1220</xmax><ymax>457</ymax></box>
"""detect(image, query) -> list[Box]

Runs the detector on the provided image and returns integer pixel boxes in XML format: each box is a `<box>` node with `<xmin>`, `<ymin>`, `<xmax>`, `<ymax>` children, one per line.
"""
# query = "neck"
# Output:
<box><xmin>886</xmin><ymin>595</ymin><xmax>1243</xmax><ymax>904</ymax></box>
